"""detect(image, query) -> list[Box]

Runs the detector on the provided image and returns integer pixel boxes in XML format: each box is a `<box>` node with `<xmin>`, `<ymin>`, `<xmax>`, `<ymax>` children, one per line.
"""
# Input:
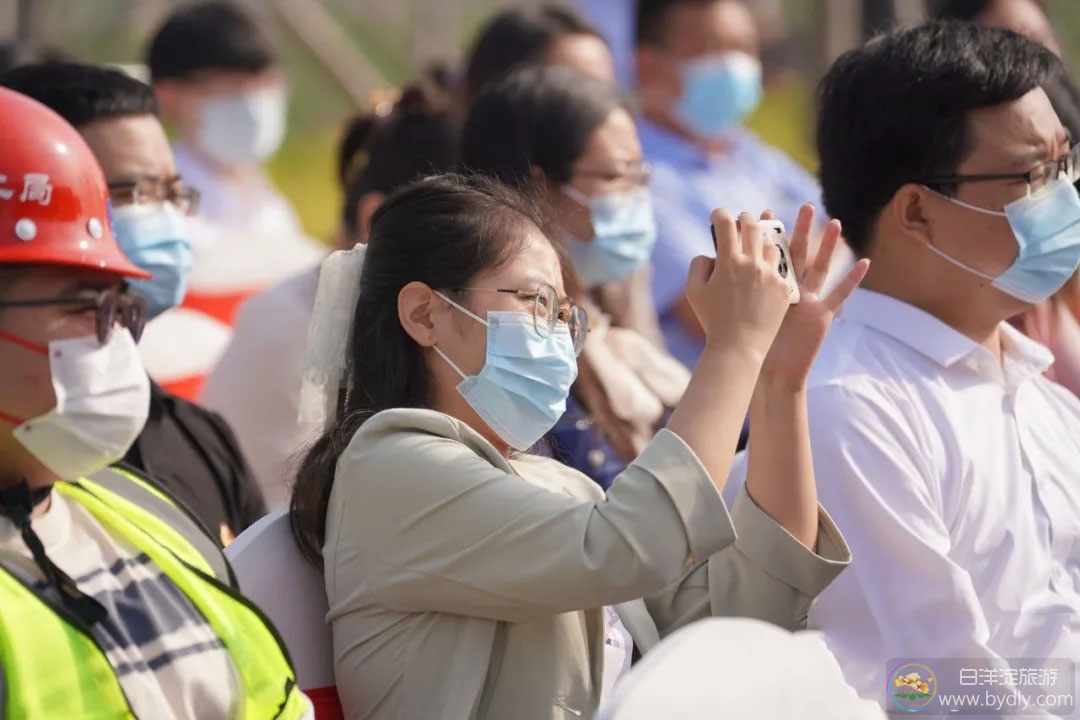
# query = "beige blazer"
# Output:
<box><xmin>323</xmin><ymin>408</ymin><xmax>850</xmax><ymax>720</ymax></box>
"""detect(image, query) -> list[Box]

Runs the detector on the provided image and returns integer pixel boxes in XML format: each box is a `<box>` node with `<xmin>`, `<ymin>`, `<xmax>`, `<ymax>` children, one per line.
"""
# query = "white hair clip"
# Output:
<box><xmin>298</xmin><ymin>243</ymin><xmax>367</xmax><ymax>430</ymax></box>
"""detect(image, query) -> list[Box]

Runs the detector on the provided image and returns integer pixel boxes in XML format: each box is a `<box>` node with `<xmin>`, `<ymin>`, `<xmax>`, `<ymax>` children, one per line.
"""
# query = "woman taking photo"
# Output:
<box><xmin>290</xmin><ymin>172</ymin><xmax>866</xmax><ymax>719</ymax></box>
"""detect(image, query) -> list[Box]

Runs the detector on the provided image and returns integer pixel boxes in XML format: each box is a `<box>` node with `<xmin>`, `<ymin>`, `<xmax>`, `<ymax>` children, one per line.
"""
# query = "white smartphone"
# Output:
<box><xmin>759</xmin><ymin>220</ymin><xmax>801</xmax><ymax>304</ymax></box>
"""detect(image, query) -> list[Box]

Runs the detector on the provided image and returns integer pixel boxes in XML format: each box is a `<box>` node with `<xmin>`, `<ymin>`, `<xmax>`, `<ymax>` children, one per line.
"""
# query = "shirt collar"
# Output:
<box><xmin>838</xmin><ymin>289</ymin><xmax>1053</xmax><ymax>378</ymax></box>
<box><xmin>636</xmin><ymin>117</ymin><xmax>752</xmax><ymax>171</ymax></box>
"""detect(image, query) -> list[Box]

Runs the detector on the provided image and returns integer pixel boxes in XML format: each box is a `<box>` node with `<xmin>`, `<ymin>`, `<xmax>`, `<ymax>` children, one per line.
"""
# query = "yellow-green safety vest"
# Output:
<box><xmin>0</xmin><ymin>466</ymin><xmax>310</xmax><ymax>719</ymax></box>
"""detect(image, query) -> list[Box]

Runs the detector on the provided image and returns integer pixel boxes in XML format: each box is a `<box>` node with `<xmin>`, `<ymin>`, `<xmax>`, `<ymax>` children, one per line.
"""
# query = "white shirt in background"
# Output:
<box><xmin>803</xmin><ymin>289</ymin><xmax>1080</xmax><ymax>702</ymax></box>
<box><xmin>201</xmin><ymin>268</ymin><xmax>321</xmax><ymax>509</ymax></box>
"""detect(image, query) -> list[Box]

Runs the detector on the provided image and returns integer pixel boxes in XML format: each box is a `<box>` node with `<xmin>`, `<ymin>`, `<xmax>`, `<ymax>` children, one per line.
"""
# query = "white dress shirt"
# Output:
<box><xmin>803</xmin><ymin>288</ymin><xmax>1080</xmax><ymax>702</ymax></box>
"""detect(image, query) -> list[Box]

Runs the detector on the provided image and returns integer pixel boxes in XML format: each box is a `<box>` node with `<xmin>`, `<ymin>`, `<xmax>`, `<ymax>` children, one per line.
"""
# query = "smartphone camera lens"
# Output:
<box><xmin>776</xmin><ymin>243</ymin><xmax>789</xmax><ymax>278</ymax></box>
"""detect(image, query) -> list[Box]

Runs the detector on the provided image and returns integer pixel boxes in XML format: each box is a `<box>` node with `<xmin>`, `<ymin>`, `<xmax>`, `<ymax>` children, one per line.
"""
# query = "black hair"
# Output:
<box><xmin>290</xmin><ymin>173</ymin><xmax>558</xmax><ymax>567</ymax></box>
<box><xmin>337</xmin><ymin>74</ymin><xmax>460</xmax><ymax>236</ymax></box>
<box><xmin>147</xmin><ymin>1</ymin><xmax>277</xmax><ymax>82</ymax></box>
<box><xmin>462</xmin><ymin>65</ymin><xmax>623</xmax><ymax>188</ymax></box>
<box><xmin>815</xmin><ymin>20</ymin><xmax>1059</xmax><ymax>258</ymax></box>
<box><xmin>636</xmin><ymin>0</ymin><xmax>733</xmax><ymax>47</ymax></box>
<box><xmin>463</xmin><ymin>5</ymin><xmax>603</xmax><ymax>106</ymax></box>
<box><xmin>0</xmin><ymin>62</ymin><xmax>159</xmax><ymax>129</ymax></box>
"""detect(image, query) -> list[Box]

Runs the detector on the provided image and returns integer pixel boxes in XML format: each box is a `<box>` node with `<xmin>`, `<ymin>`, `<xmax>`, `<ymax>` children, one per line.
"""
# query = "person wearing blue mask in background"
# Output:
<box><xmin>463</xmin><ymin>65</ymin><xmax>689</xmax><ymax>488</ymax></box>
<box><xmin>144</xmin><ymin>1</ymin><xmax>324</xmax><ymax>401</ymax></box>
<box><xmin>634</xmin><ymin>0</ymin><xmax>840</xmax><ymax>369</ymax></box>
<box><xmin>729</xmin><ymin>21</ymin><xmax>1080</xmax><ymax>707</ymax></box>
<box><xmin>1</xmin><ymin>62</ymin><xmax>267</xmax><ymax>545</ymax></box>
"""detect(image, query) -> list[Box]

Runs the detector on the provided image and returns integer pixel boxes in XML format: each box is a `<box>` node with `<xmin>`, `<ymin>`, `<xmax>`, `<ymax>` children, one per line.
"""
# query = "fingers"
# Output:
<box><xmin>823</xmin><ymin>258</ymin><xmax>870</xmax><ymax>313</ymax></box>
<box><xmin>738</xmin><ymin>212</ymin><xmax>763</xmax><ymax>260</ymax></box>
<box><xmin>710</xmin><ymin>209</ymin><xmax>738</xmax><ymax>258</ymax></box>
<box><xmin>789</xmin><ymin>204</ymin><xmax>813</xmax><ymax>278</ymax></box>
<box><xmin>687</xmin><ymin>255</ymin><xmax>715</xmax><ymax>287</ymax></box>
<box><xmin>803</xmin><ymin>219</ymin><xmax>844</xmax><ymax>296</ymax></box>
<box><xmin>759</xmin><ymin>209</ymin><xmax>775</xmax><ymax>221</ymax></box>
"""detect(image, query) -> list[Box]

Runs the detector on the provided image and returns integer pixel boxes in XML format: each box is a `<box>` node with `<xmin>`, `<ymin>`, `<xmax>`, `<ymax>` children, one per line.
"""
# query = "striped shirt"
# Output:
<box><xmin>0</xmin><ymin>491</ymin><xmax>240</xmax><ymax>719</ymax></box>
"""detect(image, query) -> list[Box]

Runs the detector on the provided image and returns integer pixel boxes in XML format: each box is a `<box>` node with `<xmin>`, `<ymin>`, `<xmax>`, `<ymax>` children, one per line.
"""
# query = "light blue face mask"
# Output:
<box><xmin>433</xmin><ymin>293</ymin><xmax>579</xmax><ymax>451</ymax></box>
<box><xmin>922</xmin><ymin>178</ymin><xmax>1080</xmax><ymax>304</ymax></box>
<box><xmin>563</xmin><ymin>186</ymin><xmax>658</xmax><ymax>288</ymax></box>
<box><xmin>112</xmin><ymin>202</ymin><xmax>194</xmax><ymax>320</ymax></box>
<box><xmin>675</xmin><ymin>51</ymin><xmax>763</xmax><ymax>138</ymax></box>
<box><xmin>196</xmin><ymin>87</ymin><xmax>287</xmax><ymax>167</ymax></box>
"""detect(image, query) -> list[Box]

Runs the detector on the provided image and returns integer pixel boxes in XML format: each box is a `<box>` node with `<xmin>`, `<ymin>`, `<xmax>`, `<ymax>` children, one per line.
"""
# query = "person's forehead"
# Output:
<box><xmin>580</xmin><ymin>108</ymin><xmax>642</xmax><ymax>163</ymax></box>
<box><xmin>4</xmin><ymin>265</ymin><xmax>122</xmax><ymax>296</ymax></box>
<box><xmin>546</xmin><ymin>34</ymin><xmax>617</xmax><ymax>85</ymax></box>
<box><xmin>488</xmin><ymin>229</ymin><xmax>563</xmax><ymax>290</ymax></box>
<box><xmin>661</xmin><ymin>0</ymin><xmax>758</xmax><ymax>55</ymax></box>
<box><xmin>961</xmin><ymin>87</ymin><xmax>1066</xmax><ymax>171</ymax></box>
<box><xmin>186</xmin><ymin>67</ymin><xmax>284</xmax><ymax>95</ymax></box>
<box><xmin>78</xmin><ymin>114</ymin><xmax>177</xmax><ymax>183</ymax></box>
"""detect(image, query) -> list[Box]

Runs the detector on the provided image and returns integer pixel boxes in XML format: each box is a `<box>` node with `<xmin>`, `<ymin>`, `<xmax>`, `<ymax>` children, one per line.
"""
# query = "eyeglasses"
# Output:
<box><xmin>923</xmin><ymin>143</ymin><xmax>1080</xmax><ymax>197</ymax></box>
<box><xmin>449</xmin><ymin>284</ymin><xmax>589</xmax><ymax>356</ymax></box>
<box><xmin>571</xmin><ymin>162</ymin><xmax>653</xmax><ymax>188</ymax></box>
<box><xmin>108</xmin><ymin>179</ymin><xmax>201</xmax><ymax>216</ymax></box>
<box><xmin>0</xmin><ymin>287</ymin><xmax>147</xmax><ymax>345</ymax></box>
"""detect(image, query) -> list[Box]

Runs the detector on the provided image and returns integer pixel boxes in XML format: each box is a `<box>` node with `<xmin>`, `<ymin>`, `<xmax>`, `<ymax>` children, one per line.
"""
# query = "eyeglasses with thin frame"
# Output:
<box><xmin>571</xmin><ymin>162</ymin><xmax>653</xmax><ymax>188</ymax></box>
<box><xmin>0</xmin><ymin>287</ymin><xmax>147</xmax><ymax>345</ymax></box>
<box><xmin>448</xmin><ymin>284</ymin><xmax>589</xmax><ymax>355</ymax></box>
<box><xmin>923</xmin><ymin>143</ymin><xmax>1080</xmax><ymax>198</ymax></box>
<box><xmin>108</xmin><ymin>179</ymin><xmax>201</xmax><ymax>216</ymax></box>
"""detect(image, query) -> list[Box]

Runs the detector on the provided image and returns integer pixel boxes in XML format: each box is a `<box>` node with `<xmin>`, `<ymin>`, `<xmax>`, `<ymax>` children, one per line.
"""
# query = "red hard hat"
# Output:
<box><xmin>0</xmin><ymin>87</ymin><xmax>150</xmax><ymax>279</ymax></box>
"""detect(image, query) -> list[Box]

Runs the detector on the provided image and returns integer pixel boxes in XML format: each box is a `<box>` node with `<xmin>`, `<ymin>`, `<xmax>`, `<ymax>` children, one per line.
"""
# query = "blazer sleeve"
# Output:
<box><xmin>644</xmin><ymin>480</ymin><xmax>851</xmax><ymax>637</ymax></box>
<box><xmin>326</xmin><ymin>426</ymin><xmax>737</xmax><ymax>623</ymax></box>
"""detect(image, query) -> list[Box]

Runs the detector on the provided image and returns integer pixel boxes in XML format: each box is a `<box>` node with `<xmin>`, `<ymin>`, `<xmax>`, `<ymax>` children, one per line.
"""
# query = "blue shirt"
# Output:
<box><xmin>640</xmin><ymin>119</ymin><xmax>823</xmax><ymax>368</ymax></box>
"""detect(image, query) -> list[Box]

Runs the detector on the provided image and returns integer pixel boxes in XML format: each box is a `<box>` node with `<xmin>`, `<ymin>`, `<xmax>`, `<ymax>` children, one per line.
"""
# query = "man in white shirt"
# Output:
<box><xmin>144</xmin><ymin>2</ymin><xmax>324</xmax><ymax>400</ymax></box>
<box><xmin>803</xmin><ymin>20</ymin><xmax>1080</xmax><ymax>710</ymax></box>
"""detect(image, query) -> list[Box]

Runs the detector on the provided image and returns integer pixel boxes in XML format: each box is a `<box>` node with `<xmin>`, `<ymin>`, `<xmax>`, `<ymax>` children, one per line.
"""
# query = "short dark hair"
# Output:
<box><xmin>463</xmin><ymin>5</ymin><xmax>602</xmax><ymax>106</ymax></box>
<box><xmin>816</xmin><ymin>21</ymin><xmax>1059</xmax><ymax>257</ymax></box>
<box><xmin>290</xmin><ymin>173</ymin><xmax>558</xmax><ymax>567</ymax></box>
<box><xmin>0</xmin><ymin>62</ymin><xmax>159</xmax><ymax>129</ymax></box>
<box><xmin>462</xmin><ymin>65</ymin><xmax>623</xmax><ymax>188</ymax></box>
<box><xmin>337</xmin><ymin>75</ymin><xmax>460</xmax><ymax>235</ymax></box>
<box><xmin>147</xmin><ymin>1</ymin><xmax>277</xmax><ymax>82</ymax></box>
<box><xmin>635</xmin><ymin>0</ymin><xmax>731</xmax><ymax>47</ymax></box>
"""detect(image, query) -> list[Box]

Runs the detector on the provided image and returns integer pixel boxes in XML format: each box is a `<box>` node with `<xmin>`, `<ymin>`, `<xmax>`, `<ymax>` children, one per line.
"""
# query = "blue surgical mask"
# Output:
<box><xmin>922</xmin><ymin>179</ymin><xmax>1080</xmax><ymax>304</ymax></box>
<box><xmin>563</xmin><ymin>186</ymin><xmax>658</xmax><ymax>288</ymax></box>
<box><xmin>676</xmin><ymin>51</ymin><xmax>763</xmax><ymax>138</ymax></box>
<box><xmin>196</xmin><ymin>87</ymin><xmax>287</xmax><ymax>167</ymax></box>
<box><xmin>112</xmin><ymin>203</ymin><xmax>193</xmax><ymax>320</ymax></box>
<box><xmin>433</xmin><ymin>293</ymin><xmax>578</xmax><ymax>451</ymax></box>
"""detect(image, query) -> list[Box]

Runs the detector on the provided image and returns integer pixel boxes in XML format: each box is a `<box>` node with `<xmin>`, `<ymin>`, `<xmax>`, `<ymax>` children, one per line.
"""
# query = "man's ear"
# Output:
<box><xmin>398</xmin><ymin>281</ymin><xmax>442</xmax><ymax>347</ymax></box>
<box><xmin>892</xmin><ymin>184</ymin><xmax>935</xmax><ymax>248</ymax></box>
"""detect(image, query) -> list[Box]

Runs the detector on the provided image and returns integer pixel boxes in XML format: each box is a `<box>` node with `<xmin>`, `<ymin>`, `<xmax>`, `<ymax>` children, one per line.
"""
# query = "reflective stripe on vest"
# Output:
<box><xmin>0</xmin><ymin>468</ymin><xmax>308</xmax><ymax>720</ymax></box>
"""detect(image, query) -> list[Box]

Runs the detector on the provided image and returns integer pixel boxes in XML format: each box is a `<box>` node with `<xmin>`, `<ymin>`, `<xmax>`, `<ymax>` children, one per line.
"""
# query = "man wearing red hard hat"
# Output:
<box><xmin>0</xmin><ymin>88</ymin><xmax>311</xmax><ymax>719</ymax></box>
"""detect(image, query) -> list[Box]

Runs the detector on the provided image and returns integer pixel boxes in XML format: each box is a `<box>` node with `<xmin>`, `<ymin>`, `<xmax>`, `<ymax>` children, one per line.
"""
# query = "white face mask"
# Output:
<box><xmin>9</xmin><ymin>329</ymin><xmax>150</xmax><ymax>481</ymax></box>
<box><xmin>195</xmin><ymin>87</ymin><xmax>287</xmax><ymax>167</ymax></box>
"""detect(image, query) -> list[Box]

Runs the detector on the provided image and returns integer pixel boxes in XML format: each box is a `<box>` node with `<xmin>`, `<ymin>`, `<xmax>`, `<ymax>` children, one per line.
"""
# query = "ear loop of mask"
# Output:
<box><xmin>0</xmin><ymin>329</ymin><xmax>48</xmax><ymax>425</ymax></box>
<box><xmin>920</xmin><ymin>185</ymin><xmax>1004</xmax><ymax>281</ymax></box>
<box><xmin>431</xmin><ymin>291</ymin><xmax>489</xmax><ymax>381</ymax></box>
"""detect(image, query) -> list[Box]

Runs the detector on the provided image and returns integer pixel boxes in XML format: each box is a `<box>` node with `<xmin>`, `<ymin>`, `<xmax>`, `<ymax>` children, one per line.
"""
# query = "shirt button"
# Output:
<box><xmin>588</xmin><ymin>449</ymin><xmax>606</xmax><ymax>468</ymax></box>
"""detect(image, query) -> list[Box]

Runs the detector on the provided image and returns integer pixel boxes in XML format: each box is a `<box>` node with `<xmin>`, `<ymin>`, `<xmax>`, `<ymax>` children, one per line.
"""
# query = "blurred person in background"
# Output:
<box><xmin>1</xmin><ymin>62</ymin><xmax>266</xmax><ymax>544</ymax></box>
<box><xmin>146</xmin><ymin>1</ymin><xmax>324</xmax><ymax>400</ymax></box>
<box><xmin>462</xmin><ymin>65</ymin><xmax>687</xmax><ymax>489</ymax></box>
<box><xmin>461</xmin><ymin>5</ymin><xmax>616</xmax><ymax>107</ymax></box>
<box><xmin>0</xmin><ymin>88</ymin><xmax>310</xmax><ymax>720</ymax></box>
<box><xmin>775</xmin><ymin>21</ymin><xmax>1080</xmax><ymax>703</ymax></box>
<box><xmin>634</xmin><ymin>0</ymin><xmax>844</xmax><ymax>369</ymax></box>
<box><xmin>930</xmin><ymin>0</ymin><xmax>1080</xmax><ymax>399</ymax></box>
<box><xmin>202</xmin><ymin>75</ymin><xmax>459</xmax><ymax>509</ymax></box>
<box><xmin>289</xmin><ymin>171</ymin><xmax>864</xmax><ymax>719</ymax></box>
